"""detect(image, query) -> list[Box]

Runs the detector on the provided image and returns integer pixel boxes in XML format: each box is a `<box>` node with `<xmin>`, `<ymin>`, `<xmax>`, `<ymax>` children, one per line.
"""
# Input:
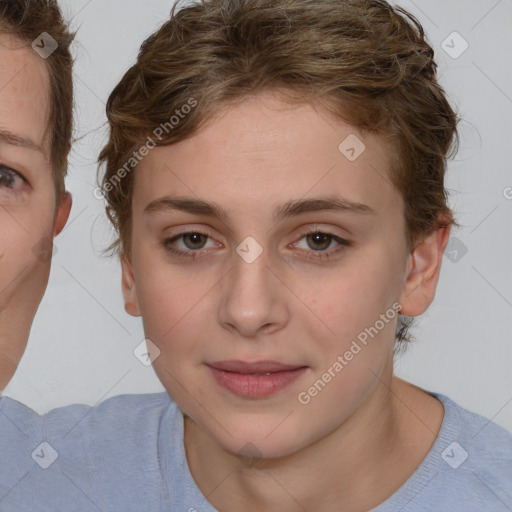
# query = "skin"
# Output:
<box><xmin>0</xmin><ymin>33</ymin><xmax>71</xmax><ymax>390</ymax></box>
<box><xmin>122</xmin><ymin>91</ymin><xmax>450</xmax><ymax>511</ymax></box>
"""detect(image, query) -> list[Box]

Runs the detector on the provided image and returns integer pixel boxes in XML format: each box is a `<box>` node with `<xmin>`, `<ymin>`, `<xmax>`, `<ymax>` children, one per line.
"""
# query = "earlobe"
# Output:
<box><xmin>54</xmin><ymin>191</ymin><xmax>72</xmax><ymax>236</ymax></box>
<box><xmin>121</xmin><ymin>257</ymin><xmax>141</xmax><ymax>317</ymax></box>
<box><xmin>399</xmin><ymin>221</ymin><xmax>451</xmax><ymax>317</ymax></box>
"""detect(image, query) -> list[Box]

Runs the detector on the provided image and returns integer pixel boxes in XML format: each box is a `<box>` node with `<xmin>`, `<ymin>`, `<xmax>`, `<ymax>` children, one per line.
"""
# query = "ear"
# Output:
<box><xmin>121</xmin><ymin>256</ymin><xmax>141</xmax><ymax>317</ymax></box>
<box><xmin>399</xmin><ymin>220</ymin><xmax>452</xmax><ymax>317</ymax></box>
<box><xmin>53</xmin><ymin>191</ymin><xmax>72</xmax><ymax>236</ymax></box>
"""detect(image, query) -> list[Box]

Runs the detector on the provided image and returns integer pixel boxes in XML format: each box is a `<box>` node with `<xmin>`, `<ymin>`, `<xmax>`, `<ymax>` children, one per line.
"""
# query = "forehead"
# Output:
<box><xmin>0</xmin><ymin>33</ymin><xmax>51</xmax><ymax>155</ymax></box>
<box><xmin>134</xmin><ymin>93</ymin><xmax>400</xmax><ymax>221</ymax></box>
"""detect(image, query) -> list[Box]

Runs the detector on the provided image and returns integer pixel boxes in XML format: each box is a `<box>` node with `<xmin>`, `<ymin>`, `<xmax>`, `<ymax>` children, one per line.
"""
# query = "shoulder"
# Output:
<box><xmin>0</xmin><ymin>396</ymin><xmax>43</xmax><ymax>456</ymax></box>
<box><xmin>436</xmin><ymin>392</ymin><xmax>512</xmax><ymax>461</ymax></box>
<box><xmin>435</xmin><ymin>393</ymin><xmax>512</xmax><ymax>502</ymax></box>
<box><xmin>32</xmin><ymin>392</ymin><xmax>175</xmax><ymax>475</ymax></box>
<box><xmin>375</xmin><ymin>392</ymin><xmax>512</xmax><ymax>512</ymax></box>
<box><xmin>0</xmin><ymin>397</ymin><xmax>42</xmax><ymax>498</ymax></box>
<box><xmin>0</xmin><ymin>394</ymin><xmax>179</xmax><ymax>511</ymax></box>
<box><xmin>0</xmin><ymin>395</ymin><xmax>41</xmax><ymax>431</ymax></box>
<box><xmin>91</xmin><ymin>391</ymin><xmax>174</xmax><ymax>430</ymax></box>
<box><xmin>42</xmin><ymin>393</ymin><xmax>178</xmax><ymax>510</ymax></box>
<box><xmin>53</xmin><ymin>392</ymin><xmax>177</xmax><ymax>466</ymax></box>
<box><xmin>44</xmin><ymin>391</ymin><xmax>174</xmax><ymax>442</ymax></box>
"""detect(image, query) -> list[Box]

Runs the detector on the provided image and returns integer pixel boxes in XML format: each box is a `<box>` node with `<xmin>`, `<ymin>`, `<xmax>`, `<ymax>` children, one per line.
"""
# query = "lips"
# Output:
<box><xmin>208</xmin><ymin>360</ymin><xmax>303</xmax><ymax>374</ymax></box>
<box><xmin>207</xmin><ymin>360</ymin><xmax>308</xmax><ymax>397</ymax></box>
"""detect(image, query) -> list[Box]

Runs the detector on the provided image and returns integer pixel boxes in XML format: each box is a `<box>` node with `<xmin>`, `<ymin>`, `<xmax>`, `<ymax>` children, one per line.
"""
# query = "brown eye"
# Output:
<box><xmin>181</xmin><ymin>233</ymin><xmax>209</xmax><ymax>250</ymax></box>
<box><xmin>306</xmin><ymin>232</ymin><xmax>333</xmax><ymax>251</ymax></box>
<box><xmin>161</xmin><ymin>230</ymin><xmax>219</xmax><ymax>260</ymax></box>
<box><xmin>293</xmin><ymin>230</ymin><xmax>351</xmax><ymax>261</ymax></box>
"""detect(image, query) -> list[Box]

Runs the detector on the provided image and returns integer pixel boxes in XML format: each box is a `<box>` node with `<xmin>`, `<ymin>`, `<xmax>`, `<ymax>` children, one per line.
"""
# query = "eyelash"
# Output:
<box><xmin>161</xmin><ymin>229</ymin><xmax>351</xmax><ymax>261</ymax></box>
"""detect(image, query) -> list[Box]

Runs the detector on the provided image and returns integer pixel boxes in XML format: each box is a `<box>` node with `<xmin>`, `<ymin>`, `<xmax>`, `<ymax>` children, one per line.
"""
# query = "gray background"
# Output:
<box><xmin>3</xmin><ymin>0</ymin><xmax>511</xmax><ymax>432</ymax></box>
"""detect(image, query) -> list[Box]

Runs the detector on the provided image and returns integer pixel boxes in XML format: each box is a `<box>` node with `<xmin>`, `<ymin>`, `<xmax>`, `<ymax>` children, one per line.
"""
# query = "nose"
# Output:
<box><xmin>218</xmin><ymin>244</ymin><xmax>289</xmax><ymax>339</ymax></box>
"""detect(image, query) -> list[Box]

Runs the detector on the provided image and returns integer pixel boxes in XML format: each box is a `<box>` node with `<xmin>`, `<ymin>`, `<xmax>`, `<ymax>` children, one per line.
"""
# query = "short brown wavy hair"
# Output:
<box><xmin>99</xmin><ymin>0</ymin><xmax>460</xmax><ymax>344</ymax></box>
<box><xmin>0</xmin><ymin>0</ymin><xmax>75</xmax><ymax>199</ymax></box>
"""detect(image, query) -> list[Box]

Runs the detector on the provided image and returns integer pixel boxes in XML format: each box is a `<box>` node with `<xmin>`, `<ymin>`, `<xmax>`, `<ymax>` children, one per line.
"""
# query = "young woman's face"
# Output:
<box><xmin>123</xmin><ymin>92</ymin><xmax>421</xmax><ymax>458</ymax></box>
<box><xmin>0</xmin><ymin>34</ymin><xmax>70</xmax><ymax>388</ymax></box>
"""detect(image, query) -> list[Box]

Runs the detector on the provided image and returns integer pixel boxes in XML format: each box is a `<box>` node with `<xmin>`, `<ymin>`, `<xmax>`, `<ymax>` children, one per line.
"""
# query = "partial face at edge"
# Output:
<box><xmin>0</xmin><ymin>34</ymin><xmax>71</xmax><ymax>389</ymax></box>
<box><xmin>122</xmin><ymin>91</ymin><xmax>445</xmax><ymax>458</ymax></box>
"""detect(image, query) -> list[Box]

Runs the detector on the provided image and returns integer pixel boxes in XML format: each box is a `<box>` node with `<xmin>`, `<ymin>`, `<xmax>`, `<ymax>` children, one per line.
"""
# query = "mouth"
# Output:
<box><xmin>207</xmin><ymin>360</ymin><xmax>308</xmax><ymax>398</ymax></box>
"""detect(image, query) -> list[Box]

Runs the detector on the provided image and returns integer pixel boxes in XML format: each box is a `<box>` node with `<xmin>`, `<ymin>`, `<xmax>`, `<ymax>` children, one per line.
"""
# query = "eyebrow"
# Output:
<box><xmin>0</xmin><ymin>128</ymin><xmax>43</xmax><ymax>153</ymax></box>
<box><xmin>144</xmin><ymin>195</ymin><xmax>376</xmax><ymax>223</ymax></box>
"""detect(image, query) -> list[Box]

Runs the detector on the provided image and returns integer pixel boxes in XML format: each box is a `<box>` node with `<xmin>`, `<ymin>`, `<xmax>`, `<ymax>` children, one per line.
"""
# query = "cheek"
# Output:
<box><xmin>133</xmin><ymin>256</ymin><xmax>212</xmax><ymax>346</ymax></box>
<box><xmin>0</xmin><ymin>214</ymin><xmax>54</xmax><ymax>308</ymax></box>
<box><xmin>303</xmin><ymin>252</ymin><xmax>402</xmax><ymax>340</ymax></box>
<box><xmin>0</xmin><ymin>211</ymin><xmax>50</xmax><ymax>261</ymax></box>
<box><xmin>140</xmin><ymin>270</ymin><xmax>207</xmax><ymax>407</ymax></box>
<box><xmin>291</xmin><ymin>264</ymin><xmax>399</xmax><ymax>429</ymax></box>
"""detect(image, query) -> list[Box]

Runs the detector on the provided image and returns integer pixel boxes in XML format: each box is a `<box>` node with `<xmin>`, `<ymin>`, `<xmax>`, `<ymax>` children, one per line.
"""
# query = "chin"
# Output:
<box><xmin>206</xmin><ymin>414</ymin><xmax>312</xmax><ymax>461</ymax></box>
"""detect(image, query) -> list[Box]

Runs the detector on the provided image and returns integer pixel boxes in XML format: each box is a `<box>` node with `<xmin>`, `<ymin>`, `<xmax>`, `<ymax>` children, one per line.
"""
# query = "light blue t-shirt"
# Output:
<box><xmin>1</xmin><ymin>391</ymin><xmax>511</xmax><ymax>511</ymax></box>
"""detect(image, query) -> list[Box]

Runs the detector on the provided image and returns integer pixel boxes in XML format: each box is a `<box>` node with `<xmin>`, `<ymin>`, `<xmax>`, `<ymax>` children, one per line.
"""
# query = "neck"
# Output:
<box><xmin>184</xmin><ymin>363</ymin><xmax>444</xmax><ymax>512</ymax></box>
